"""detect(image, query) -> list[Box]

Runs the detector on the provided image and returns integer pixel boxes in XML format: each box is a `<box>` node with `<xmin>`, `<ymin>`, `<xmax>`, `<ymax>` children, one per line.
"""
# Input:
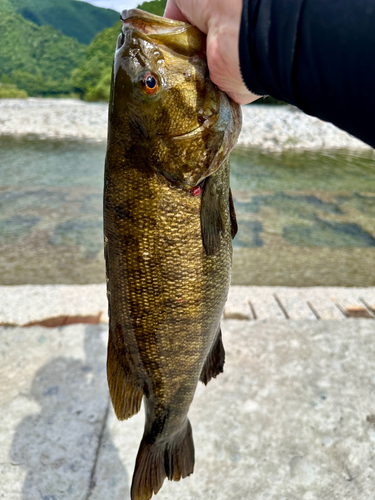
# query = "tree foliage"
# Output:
<box><xmin>72</xmin><ymin>21</ymin><xmax>121</xmax><ymax>101</ymax></box>
<box><xmin>0</xmin><ymin>82</ymin><xmax>28</xmax><ymax>98</ymax></box>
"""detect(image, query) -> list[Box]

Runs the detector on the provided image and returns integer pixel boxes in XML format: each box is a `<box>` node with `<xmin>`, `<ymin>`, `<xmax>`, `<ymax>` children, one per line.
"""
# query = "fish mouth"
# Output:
<box><xmin>171</xmin><ymin>114</ymin><xmax>219</xmax><ymax>140</ymax></box>
<box><xmin>121</xmin><ymin>9</ymin><xmax>190</xmax><ymax>34</ymax></box>
<box><xmin>171</xmin><ymin>84</ymin><xmax>222</xmax><ymax>140</ymax></box>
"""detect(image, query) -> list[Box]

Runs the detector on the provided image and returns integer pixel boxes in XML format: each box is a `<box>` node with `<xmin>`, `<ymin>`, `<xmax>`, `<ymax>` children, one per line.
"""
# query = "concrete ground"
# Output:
<box><xmin>1</xmin><ymin>285</ymin><xmax>375</xmax><ymax>499</ymax></box>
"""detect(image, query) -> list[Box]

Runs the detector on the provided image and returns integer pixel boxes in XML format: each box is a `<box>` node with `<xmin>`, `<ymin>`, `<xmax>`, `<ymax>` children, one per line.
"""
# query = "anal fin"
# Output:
<box><xmin>199</xmin><ymin>329</ymin><xmax>225</xmax><ymax>385</ymax></box>
<box><xmin>131</xmin><ymin>420</ymin><xmax>194</xmax><ymax>500</ymax></box>
<box><xmin>107</xmin><ymin>334</ymin><xmax>143</xmax><ymax>420</ymax></box>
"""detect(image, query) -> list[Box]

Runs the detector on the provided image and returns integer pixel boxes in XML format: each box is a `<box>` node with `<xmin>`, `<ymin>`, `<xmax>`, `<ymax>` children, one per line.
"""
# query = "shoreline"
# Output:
<box><xmin>0</xmin><ymin>97</ymin><xmax>370</xmax><ymax>151</ymax></box>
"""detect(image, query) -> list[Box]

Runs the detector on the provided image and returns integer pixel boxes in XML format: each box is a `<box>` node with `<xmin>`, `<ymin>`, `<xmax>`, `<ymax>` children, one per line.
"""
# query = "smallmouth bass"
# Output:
<box><xmin>104</xmin><ymin>9</ymin><xmax>241</xmax><ymax>500</ymax></box>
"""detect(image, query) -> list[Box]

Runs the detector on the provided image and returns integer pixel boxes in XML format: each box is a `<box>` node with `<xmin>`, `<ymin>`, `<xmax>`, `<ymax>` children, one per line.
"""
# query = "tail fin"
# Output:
<box><xmin>107</xmin><ymin>335</ymin><xmax>143</xmax><ymax>420</ymax></box>
<box><xmin>131</xmin><ymin>420</ymin><xmax>195</xmax><ymax>500</ymax></box>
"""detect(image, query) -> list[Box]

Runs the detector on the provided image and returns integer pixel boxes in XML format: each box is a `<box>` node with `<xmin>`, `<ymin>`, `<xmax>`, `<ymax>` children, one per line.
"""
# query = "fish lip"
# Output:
<box><xmin>121</xmin><ymin>8</ymin><xmax>190</xmax><ymax>32</ymax></box>
<box><xmin>171</xmin><ymin>114</ymin><xmax>218</xmax><ymax>140</ymax></box>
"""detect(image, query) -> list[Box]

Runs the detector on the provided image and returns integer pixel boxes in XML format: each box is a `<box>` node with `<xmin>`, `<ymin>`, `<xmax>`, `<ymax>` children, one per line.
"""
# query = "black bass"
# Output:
<box><xmin>104</xmin><ymin>9</ymin><xmax>241</xmax><ymax>500</ymax></box>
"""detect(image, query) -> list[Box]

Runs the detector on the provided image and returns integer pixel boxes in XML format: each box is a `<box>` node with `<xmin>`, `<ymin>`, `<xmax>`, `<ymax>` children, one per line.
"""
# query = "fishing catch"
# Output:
<box><xmin>104</xmin><ymin>9</ymin><xmax>241</xmax><ymax>500</ymax></box>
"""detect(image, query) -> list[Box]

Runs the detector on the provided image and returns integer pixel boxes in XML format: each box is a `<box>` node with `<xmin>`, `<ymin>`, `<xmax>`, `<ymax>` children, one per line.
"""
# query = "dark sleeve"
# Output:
<box><xmin>239</xmin><ymin>0</ymin><xmax>375</xmax><ymax>148</ymax></box>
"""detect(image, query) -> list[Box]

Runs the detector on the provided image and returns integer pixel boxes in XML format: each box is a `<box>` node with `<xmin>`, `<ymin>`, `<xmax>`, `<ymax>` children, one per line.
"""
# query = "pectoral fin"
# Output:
<box><xmin>229</xmin><ymin>188</ymin><xmax>238</xmax><ymax>239</ymax></box>
<box><xmin>200</xmin><ymin>174</ymin><xmax>226</xmax><ymax>256</ymax></box>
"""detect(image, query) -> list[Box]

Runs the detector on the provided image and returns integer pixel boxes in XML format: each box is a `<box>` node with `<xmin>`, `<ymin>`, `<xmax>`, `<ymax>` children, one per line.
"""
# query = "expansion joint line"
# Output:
<box><xmin>85</xmin><ymin>398</ymin><xmax>111</xmax><ymax>499</ymax></box>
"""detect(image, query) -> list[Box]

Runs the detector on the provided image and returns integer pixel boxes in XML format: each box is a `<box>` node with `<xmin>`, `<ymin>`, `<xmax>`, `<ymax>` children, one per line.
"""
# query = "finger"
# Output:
<box><xmin>164</xmin><ymin>0</ymin><xmax>188</xmax><ymax>23</ymax></box>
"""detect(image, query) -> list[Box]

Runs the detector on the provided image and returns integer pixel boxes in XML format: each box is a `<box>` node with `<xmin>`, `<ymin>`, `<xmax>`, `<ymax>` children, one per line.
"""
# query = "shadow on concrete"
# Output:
<box><xmin>9</xmin><ymin>325</ymin><xmax>129</xmax><ymax>499</ymax></box>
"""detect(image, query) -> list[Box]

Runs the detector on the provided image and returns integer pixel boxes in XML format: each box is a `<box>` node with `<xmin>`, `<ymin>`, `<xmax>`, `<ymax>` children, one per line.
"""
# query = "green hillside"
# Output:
<box><xmin>0</xmin><ymin>10</ymin><xmax>85</xmax><ymax>96</ymax></box>
<box><xmin>72</xmin><ymin>21</ymin><xmax>120</xmax><ymax>101</ymax></box>
<box><xmin>0</xmin><ymin>0</ymin><xmax>167</xmax><ymax>99</ymax></box>
<box><xmin>0</xmin><ymin>0</ymin><xmax>119</xmax><ymax>45</ymax></box>
<box><xmin>73</xmin><ymin>0</ymin><xmax>167</xmax><ymax>101</ymax></box>
<box><xmin>137</xmin><ymin>0</ymin><xmax>167</xmax><ymax>16</ymax></box>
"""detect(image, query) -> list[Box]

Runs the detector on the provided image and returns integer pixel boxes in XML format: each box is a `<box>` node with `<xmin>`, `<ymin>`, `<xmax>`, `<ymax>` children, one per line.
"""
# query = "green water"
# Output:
<box><xmin>0</xmin><ymin>136</ymin><xmax>105</xmax><ymax>188</ymax></box>
<box><xmin>231</xmin><ymin>147</ymin><xmax>375</xmax><ymax>191</ymax></box>
<box><xmin>0</xmin><ymin>135</ymin><xmax>375</xmax><ymax>285</ymax></box>
<box><xmin>2</xmin><ymin>136</ymin><xmax>374</xmax><ymax>191</ymax></box>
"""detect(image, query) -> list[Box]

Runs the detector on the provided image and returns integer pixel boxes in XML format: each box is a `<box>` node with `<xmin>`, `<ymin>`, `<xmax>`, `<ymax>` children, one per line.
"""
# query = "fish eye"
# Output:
<box><xmin>142</xmin><ymin>71</ymin><xmax>160</xmax><ymax>96</ymax></box>
<box><xmin>146</xmin><ymin>75</ymin><xmax>156</xmax><ymax>88</ymax></box>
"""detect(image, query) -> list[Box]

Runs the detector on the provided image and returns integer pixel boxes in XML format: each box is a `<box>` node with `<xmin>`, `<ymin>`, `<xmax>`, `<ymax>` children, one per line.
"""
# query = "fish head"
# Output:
<box><xmin>109</xmin><ymin>9</ymin><xmax>241</xmax><ymax>189</ymax></box>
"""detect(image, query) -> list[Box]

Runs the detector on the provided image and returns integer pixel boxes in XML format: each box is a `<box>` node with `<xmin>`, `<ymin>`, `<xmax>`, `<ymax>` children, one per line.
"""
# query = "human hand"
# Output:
<box><xmin>164</xmin><ymin>0</ymin><xmax>260</xmax><ymax>104</ymax></box>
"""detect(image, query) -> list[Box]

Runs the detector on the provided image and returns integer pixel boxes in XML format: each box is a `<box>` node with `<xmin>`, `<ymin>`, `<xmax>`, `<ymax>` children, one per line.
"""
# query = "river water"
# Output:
<box><xmin>1</xmin><ymin>135</ymin><xmax>375</xmax><ymax>286</ymax></box>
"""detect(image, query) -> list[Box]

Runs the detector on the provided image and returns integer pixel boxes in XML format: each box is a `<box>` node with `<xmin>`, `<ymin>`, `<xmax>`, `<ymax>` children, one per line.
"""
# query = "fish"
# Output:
<box><xmin>103</xmin><ymin>8</ymin><xmax>241</xmax><ymax>500</ymax></box>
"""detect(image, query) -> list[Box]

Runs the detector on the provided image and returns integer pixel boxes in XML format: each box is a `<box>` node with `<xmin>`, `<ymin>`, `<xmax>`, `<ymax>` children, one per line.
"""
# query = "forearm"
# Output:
<box><xmin>240</xmin><ymin>0</ymin><xmax>375</xmax><ymax>148</ymax></box>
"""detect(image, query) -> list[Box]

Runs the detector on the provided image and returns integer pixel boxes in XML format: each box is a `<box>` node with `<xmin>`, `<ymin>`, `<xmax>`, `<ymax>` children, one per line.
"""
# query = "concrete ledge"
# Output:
<box><xmin>0</xmin><ymin>284</ymin><xmax>108</xmax><ymax>326</ymax></box>
<box><xmin>225</xmin><ymin>286</ymin><xmax>375</xmax><ymax>320</ymax></box>
<box><xmin>1</xmin><ymin>285</ymin><xmax>375</xmax><ymax>326</ymax></box>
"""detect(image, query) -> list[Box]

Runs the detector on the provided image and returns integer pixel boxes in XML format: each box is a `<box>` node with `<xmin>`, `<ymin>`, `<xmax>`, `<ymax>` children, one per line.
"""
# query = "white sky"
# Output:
<box><xmin>79</xmin><ymin>0</ymin><xmax>140</xmax><ymax>13</ymax></box>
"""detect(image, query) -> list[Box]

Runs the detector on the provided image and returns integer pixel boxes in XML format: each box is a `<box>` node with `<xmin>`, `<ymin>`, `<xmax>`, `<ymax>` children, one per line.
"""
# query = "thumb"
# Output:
<box><xmin>164</xmin><ymin>0</ymin><xmax>189</xmax><ymax>23</ymax></box>
<box><xmin>226</xmin><ymin>91</ymin><xmax>262</xmax><ymax>105</ymax></box>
